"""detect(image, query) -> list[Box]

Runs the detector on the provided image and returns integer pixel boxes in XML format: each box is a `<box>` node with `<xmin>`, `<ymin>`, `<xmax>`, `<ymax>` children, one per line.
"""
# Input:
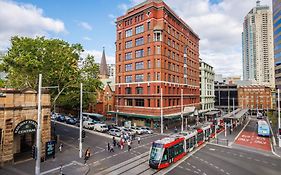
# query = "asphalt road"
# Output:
<box><xmin>167</xmin><ymin>144</ymin><xmax>281</xmax><ymax>175</ymax></box>
<box><xmin>53</xmin><ymin>121</ymin><xmax>165</xmax><ymax>174</ymax></box>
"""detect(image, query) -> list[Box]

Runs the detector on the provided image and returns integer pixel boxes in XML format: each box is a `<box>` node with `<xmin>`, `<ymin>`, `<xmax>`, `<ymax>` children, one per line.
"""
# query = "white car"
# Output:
<box><xmin>94</xmin><ymin>123</ymin><xmax>108</xmax><ymax>132</ymax></box>
<box><xmin>121</xmin><ymin>127</ymin><xmax>136</xmax><ymax>136</ymax></box>
<box><xmin>131</xmin><ymin>126</ymin><xmax>145</xmax><ymax>134</ymax></box>
<box><xmin>140</xmin><ymin>127</ymin><xmax>153</xmax><ymax>134</ymax></box>
<box><xmin>83</xmin><ymin>121</ymin><xmax>95</xmax><ymax>130</ymax></box>
<box><xmin>108</xmin><ymin>129</ymin><xmax>121</xmax><ymax>137</ymax></box>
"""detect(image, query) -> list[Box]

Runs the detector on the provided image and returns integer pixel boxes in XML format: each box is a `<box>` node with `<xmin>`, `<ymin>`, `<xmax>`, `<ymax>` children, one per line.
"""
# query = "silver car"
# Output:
<box><xmin>108</xmin><ymin>129</ymin><xmax>121</xmax><ymax>137</ymax></box>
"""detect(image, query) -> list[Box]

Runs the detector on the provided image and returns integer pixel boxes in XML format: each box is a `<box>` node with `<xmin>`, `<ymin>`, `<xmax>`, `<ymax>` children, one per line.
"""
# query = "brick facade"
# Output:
<box><xmin>115</xmin><ymin>0</ymin><xmax>200</xmax><ymax>126</ymax></box>
<box><xmin>0</xmin><ymin>88</ymin><xmax>51</xmax><ymax>165</ymax></box>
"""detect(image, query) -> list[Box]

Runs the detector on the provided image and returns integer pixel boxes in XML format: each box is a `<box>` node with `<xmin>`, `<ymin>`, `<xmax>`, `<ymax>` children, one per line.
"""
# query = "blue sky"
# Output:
<box><xmin>0</xmin><ymin>0</ymin><xmax>272</xmax><ymax>76</ymax></box>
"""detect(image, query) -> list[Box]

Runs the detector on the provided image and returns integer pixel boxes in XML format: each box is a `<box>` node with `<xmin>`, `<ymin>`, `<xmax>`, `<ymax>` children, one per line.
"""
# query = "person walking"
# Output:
<box><xmin>109</xmin><ymin>144</ymin><xmax>114</xmax><ymax>152</ymax></box>
<box><xmin>107</xmin><ymin>142</ymin><xmax>110</xmax><ymax>151</ymax></box>
<box><xmin>137</xmin><ymin>137</ymin><xmax>141</xmax><ymax>144</ymax></box>
<box><xmin>113</xmin><ymin>137</ymin><xmax>116</xmax><ymax>147</ymax></box>
<box><xmin>84</xmin><ymin>148</ymin><xmax>91</xmax><ymax>164</ymax></box>
<box><xmin>128</xmin><ymin>140</ymin><xmax>131</xmax><ymax>151</ymax></box>
<box><xmin>120</xmin><ymin>139</ymin><xmax>124</xmax><ymax>150</ymax></box>
<box><xmin>59</xmin><ymin>143</ymin><xmax>63</xmax><ymax>152</ymax></box>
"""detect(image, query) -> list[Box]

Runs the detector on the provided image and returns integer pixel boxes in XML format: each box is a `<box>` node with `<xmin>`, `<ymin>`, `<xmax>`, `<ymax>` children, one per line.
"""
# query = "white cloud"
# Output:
<box><xmin>81</xmin><ymin>49</ymin><xmax>115</xmax><ymax>64</ymax></box>
<box><xmin>78</xmin><ymin>22</ymin><xmax>93</xmax><ymax>31</ymax></box>
<box><xmin>0</xmin><ymin>0</ymin><xmax>65</xmax><ymax>50</ymax></box>
<box><xmin>120</xmin><ymin>0</ymin><xmax>272</xmax><ymax>77</ymax></box>
<box><xmin>108</xmin><ymin>14</ymin><xmax>116</xmax><ymax>25</ymax></box>
<box><xmin>83</xmin><ymin>36</ymin><xmax>92</xmax><ymax>41</ymax></box>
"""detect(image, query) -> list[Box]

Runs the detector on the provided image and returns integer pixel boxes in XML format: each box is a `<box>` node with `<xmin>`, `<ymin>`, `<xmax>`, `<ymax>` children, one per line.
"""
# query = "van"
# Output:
<box><xmin>83</xmin><ymin>121</ymin><xmax>95</xmax><ymax>130</ymax></box>
<box><xmin>94</xmin><ymin>123</ymin><xmax>108</xmax><ymax>132</ymax></box>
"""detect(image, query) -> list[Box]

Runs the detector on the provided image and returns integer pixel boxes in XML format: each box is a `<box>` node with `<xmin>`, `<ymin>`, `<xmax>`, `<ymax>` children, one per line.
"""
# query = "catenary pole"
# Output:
<box><xmin>161</xmin><ymin>88</ymin><xmax>163</xmax><ymax>134</ymax></box>
<box><xmin>181</xmin><ymin>89</ymin><xmax>183</xmax><ymax>132</ymax></box>
<box><xmin>79</xmin><ymin>83</ymin><xmax>83</xmax><ymax>158</ymax></box>
<box><xmin>35</xmin><ymin>74</ymin><xmax>42</xmax><ymax>175</ymax></box>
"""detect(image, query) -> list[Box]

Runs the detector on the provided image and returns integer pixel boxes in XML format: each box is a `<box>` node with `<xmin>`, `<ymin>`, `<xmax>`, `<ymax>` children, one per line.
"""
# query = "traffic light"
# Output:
<box><xmin>32</xmin><ymin>145</ymin><xmax>37</xmax><ymax>160</ymax></box>
<box><xmin>82</xmin><ymin>130</ymin><xmax>86</xmax><ymax>138</ymax></box>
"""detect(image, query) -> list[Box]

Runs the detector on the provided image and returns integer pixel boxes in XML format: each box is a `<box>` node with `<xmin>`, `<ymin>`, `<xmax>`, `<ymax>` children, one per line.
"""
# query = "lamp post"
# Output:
<box><xmin>79</xmin><ymin>83</ymin><xmax>83</xmax><ymax>158</ymax></box>
<box><xmin>181</xmin><ymin>89</ymin><xmax>183</xmax><ymax>132</ymax></box>
<box><xmin>35</xmin><ymin>74</ymin><xmax>42</xmax><ymax>175</ymax></box>
<box><xmin>160</xmin><ymin>88</ymin><xmax>163</xmax><ymax>134</ymax></box>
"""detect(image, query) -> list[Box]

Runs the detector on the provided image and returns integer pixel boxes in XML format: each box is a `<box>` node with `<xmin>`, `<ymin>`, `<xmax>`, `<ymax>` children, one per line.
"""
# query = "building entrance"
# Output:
<box><xmin>13</xmin><ymin>120</ymin><xmax>37</xmax><ymax>162</ymax></box>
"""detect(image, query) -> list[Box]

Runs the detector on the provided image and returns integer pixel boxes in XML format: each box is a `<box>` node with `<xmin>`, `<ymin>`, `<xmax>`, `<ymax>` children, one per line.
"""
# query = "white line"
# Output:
<box><xmin>41</xmin><ymin>162</ymin><xmax>75</xmax><ymax>175</ymax></box>
<box><xmin>159</xmin><ymin>143</ymin><xmax>207</xmax><ymax>175</ymax></box>
<box><xmin>230</xmin><ymin>119</ymin><xmax>250</xmax><ymax>146</ymax></box>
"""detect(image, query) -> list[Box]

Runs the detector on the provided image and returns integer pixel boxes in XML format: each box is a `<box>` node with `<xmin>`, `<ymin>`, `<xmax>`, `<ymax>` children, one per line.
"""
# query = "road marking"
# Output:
<box><xmin>194</xmin><ymin>171</ymin><xmax>199</xmax><ymax>174</ymax></box>
<box><xmin>209</xmin><ymin>148</ymin><xmax>216</xmax><ymax>151</ymax></box>
<box><xmin>231</xmin><ymin>119</ymin><xmax>250</xmax><ymax>146</ymax></box>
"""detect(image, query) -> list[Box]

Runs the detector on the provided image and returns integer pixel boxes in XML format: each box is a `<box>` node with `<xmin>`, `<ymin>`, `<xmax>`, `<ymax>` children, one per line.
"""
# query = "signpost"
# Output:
<box><xmin>45</xmin><ymin>141</ymin><xmax>56</xmax><ymax>159</ymax></box>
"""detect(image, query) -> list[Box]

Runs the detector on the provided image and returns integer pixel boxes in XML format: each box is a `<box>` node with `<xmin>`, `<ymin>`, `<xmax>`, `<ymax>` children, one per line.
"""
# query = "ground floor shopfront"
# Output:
<box><xmin>0</xmin><ymin>88</ymin><xmax>51</xmax><ymax>165</ymax></box>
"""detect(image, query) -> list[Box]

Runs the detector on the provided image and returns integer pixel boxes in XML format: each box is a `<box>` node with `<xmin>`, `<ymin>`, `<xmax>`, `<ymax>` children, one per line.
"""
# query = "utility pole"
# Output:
<box><xmin>181</xmin><ymin>89</ymin><xmax>183</xmax><ymax>132</ymax></box>
<box><xmin>79</xmin><ymin>83</ymin><xmax>83</xmax><ymax>158</ymax></box>
<box><xmin>35</xmin><ymin>74</ymin><xmax>42</xmax><ymax>175</ymax></box>
<box><xmin>160</xmin><ymin>88</ymin><xmax>163</xmax><ymax>134</ymax></box>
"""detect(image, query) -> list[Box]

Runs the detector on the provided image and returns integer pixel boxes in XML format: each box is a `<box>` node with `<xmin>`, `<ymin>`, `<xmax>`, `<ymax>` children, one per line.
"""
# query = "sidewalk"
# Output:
<box><xmin>0</xmin><ymin>142</ymin><xmax>89</xmax><ymax>175</ymax></box>
<box><xmin>210</xmin><ymin>117</ymin><xmax>250</xmax><ymax>147</ymax></box>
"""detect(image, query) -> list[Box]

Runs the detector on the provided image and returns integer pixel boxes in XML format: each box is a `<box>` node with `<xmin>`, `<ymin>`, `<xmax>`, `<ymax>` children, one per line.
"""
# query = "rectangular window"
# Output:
<box><xmin>147</xmin><ymin>21</ymin><xmax>151</xmax><ymax>30</ymax></box>
<box><xmin>135</xmin><ymin>61</ymin><xmax>144</xmax><ymax>70</ymax></box>
<box><xmin>147</xmin><ymin>73</ymin><xmax>151</xmax><ymax>81</ymax></box>
<box><xmin>118</xmin><ymin>43</ymin><xmax>121</xmax><ymax>50</ymax></box>
<box><xmin>125</xmin><ymin>40</ymin><xmax>132</xmax><ymax>49</ymax></box>
<box><xmin>147</xmin><ymin>86</ymin><xmax>150</xmax><ymax>94</ymax></box>
<box><xmin>135</xmin><ymin>37</ymin><xmax>144</xmax><ymax>46</ymax></box>
<box><xmin>156</xmin><ymin>59</ymin><xmax>160</xmax><ymax>68</ymax></box>
<box><xmin>147</xmin><ymin>34</ymin><xmax>151</xmax><ymax>43</ymax></box>
<box><xmin>135</xmin><ymin>74</ymin><xmax>144</xmax><ymax>82</ymax></box>
<box><xmin>125</xmin><ymin>64</ymin><xmax>133</xmax><ymax>72</ymax></box>
<box><xmin>126</xmin><ymin>99</ymin><xmax>133</xmax><ymax>106</ymax></box>
<box><xmin>147</xmin><ymin>99</ymin><xmax>151</xmax><ymax>107</ymax></box>
<box><xmin>147</xmin><ymin>60</ymin><xmax>151</xmax><ymax>68</ymax></box>
<box><xmin>136</xmin><ymin>87</ymin><xmax>143</xmax><ymax>94</ymax></box>
<box><xmin>125</xmin><ymin>75</ymin><xmax>132</xmax><ymax>83</ymax></box>
<box><xmin>184</xmin><ymin>67</ymin><xmax>187</xmax><ymax>74</ymax></box>
<box><xmin>156</xmin><ymin>46</ymin><xmax>161</xmax><ymax>54</ymax></box>
<box><xmin>167</xmin><ymin>38</ymin><xmax>171</xmax><ymax>46</ymax></box>
<box><xmin>118</xmin><ymin>32</ymin><xmax>122</xmax><ymax>40</ymax></box>
<box><xmin>157</xmin><ymin>86</ymin><xmax>160</xmax><ymax>94</ymax></box>
<box><xmin>135</xmin><ymin>49</ymin><xmax>144</xmax><ymax>58</ymax></box>
<box><xmin>119</xmin><ymin>65</ymin><xmax>121</xmax><ymax>72</ymax></box>
<box><xmin>147</xmin><ymin>47</ymin><xmax>151</xmax><ymax>55</ymax></box>
<box><xmin>118</xmin><ymin>54</ymin><xmax>121</xmax><ymax>62</ymax></box>
<box><xmin>125</xmin><ymin>87</ymin><xmax>131</xmax><ymax>94</ymax></box>
<box><xmin>135</xmin><ymin>25</ymin><xmax>144</xmax><ymax>34</ymax></box>
<box><xmin>156</xmin><ymin>72</ymin><xmax>160</xmax><ymax>80</ymax></box>
<box><xmin>157</xmin><ymin>99</ymin><xmax>160</xmax><ymax>107</ymax></box>
<box><xmin>125</xmin><ymin>29</ymin><xmax>132</xmax><ymax>37</ymax></box>
<box><xmin>154</xmin><ymin>32</ymin><xmax>162</xmax><ymax>41</ymax></box>
<box><xmin>135</xmin><ymin>99</ymin><xmax>145</xmax><ymax>107</ymax></box>
<box><xmin>125</xmin><ymin>52</ymin><xmax>132</xmax><ymax>60</ymax></box>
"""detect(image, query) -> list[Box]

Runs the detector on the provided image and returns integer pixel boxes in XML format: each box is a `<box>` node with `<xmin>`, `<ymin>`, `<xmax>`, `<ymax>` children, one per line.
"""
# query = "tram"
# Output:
<box><xmin>149</xmin><ymin>123</ymin><xmax>216</xmax><ymax>169</ymax></box>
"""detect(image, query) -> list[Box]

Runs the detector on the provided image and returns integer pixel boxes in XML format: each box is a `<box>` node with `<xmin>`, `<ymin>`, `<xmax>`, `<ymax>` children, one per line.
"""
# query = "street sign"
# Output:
<box><xmin>45</xmin><ymin>141</ymin><xmax>56</xmax><ymax>159</ymax></box>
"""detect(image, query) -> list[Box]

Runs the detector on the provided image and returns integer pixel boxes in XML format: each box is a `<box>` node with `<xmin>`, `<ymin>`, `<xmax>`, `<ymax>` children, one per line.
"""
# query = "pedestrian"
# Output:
<box><xmin>113</xmin><ymin>137</ymin><xmax>116</xmax><ymax>147</ymax></box>
<box><xmin>59</xmin><ymin>143</ymin><xmax>63</xmax><ymax>152</ymax></box>
<box><xmin>137</xmin><ymin>137</ymin><xmax>141</xmax><ymax>144</ymax></box>
<box><xmin>120</xmin><ymin>139</ymin><xmax>124</xmax><ymax>150</ymax></box>
<box><xmin>128</xmin><ymin>141</ymin><xmax>131</xmax><ymax>151</ymax></box>
<box><xmin>107</xmin><ymin>142</ymin><xmax>110</xmax><ymax>151</ymax></box>
<box><xmin>84</xmin><ymin>148</ymin><xmax>91</xmax><ymax>164</ymax></box>
<box><xmin>109</xmin><ymin>144</ymin><xmax>114</xmax><ymax>152</ymax></box>
<box><xmin>174</xmin><ymin>126</ymin><xmax>178</xmax><ymax>133</ymax></box>
<box><xmin>165</xmin><ymin>124</ymin><xmax>168</xmax><ymax>130</ymax></box>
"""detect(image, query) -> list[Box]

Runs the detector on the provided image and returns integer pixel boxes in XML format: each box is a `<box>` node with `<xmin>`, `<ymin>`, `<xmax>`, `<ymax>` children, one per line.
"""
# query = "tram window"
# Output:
<box><xmin>178</xmin><ymin>142</ymin><xmax>184</xmax><ymax>154</ymax></box>
<box><xmin>186</xmin><ymin>139</ymin><xmax>190</xmax><ymax>149</ymax></box>
<box><xmin>162</xmin><ymin>149</ymin><xmax>168</xmax><ymax>162</ymax></box>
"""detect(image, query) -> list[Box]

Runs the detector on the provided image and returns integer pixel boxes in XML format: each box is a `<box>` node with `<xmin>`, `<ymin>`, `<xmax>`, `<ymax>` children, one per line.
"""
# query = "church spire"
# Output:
<box><xmin>100</xmin><ymin>47</ymin><xmax>108</xmax><ymax>78</ymax></box>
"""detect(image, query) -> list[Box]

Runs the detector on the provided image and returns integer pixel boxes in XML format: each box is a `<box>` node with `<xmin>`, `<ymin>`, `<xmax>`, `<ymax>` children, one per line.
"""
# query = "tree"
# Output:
<box><xmin>1</xmin><ymin>36</ymin><xmax>102</xmax><ymax>110</ymax></box>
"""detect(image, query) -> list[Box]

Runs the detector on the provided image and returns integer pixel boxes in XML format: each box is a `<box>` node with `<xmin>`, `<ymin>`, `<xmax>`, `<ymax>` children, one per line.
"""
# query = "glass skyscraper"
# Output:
<box><xmin>273</xmin><ymin>0</ymin><xmax>281</xmax><ymax>89</ymax></box>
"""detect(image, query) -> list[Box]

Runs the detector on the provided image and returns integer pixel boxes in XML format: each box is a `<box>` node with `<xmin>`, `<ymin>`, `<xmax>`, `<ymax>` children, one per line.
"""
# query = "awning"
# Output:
<box><xmin>205</xmin><ymin>111</ymin><xmax>220</xmax><ymax>116</ymax></box>
<box><xmin>107</xmin><ymin>111</ymin><xmax>160</xmax><ymax>121</ymax></box>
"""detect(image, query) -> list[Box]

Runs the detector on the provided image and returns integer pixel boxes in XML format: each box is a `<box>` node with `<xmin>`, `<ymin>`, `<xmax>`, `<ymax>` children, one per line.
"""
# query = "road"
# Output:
<box><xmin>54</xmin><ymin>122</ymin><xmax>165</xmax><ymax>174</ymax></box>
<box><xmin>167</xmin><ymin>144</ymin><xmax>281</xmax><ymax>175</ymax></box>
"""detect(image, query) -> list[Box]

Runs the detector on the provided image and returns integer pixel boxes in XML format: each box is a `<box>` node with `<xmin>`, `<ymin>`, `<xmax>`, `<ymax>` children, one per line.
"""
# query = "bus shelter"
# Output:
<box><xmin>223</xmin><ymin>108</ymin><xmax>248</xmax><ymax>129</ymax></box>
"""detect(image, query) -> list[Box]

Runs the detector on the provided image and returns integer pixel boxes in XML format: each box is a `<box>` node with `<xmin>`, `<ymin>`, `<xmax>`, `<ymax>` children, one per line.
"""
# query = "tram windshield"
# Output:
<box><xmin>150</xmin><ymin>145</ymin><xmax>164</xmax><ymax>161</ymax></box>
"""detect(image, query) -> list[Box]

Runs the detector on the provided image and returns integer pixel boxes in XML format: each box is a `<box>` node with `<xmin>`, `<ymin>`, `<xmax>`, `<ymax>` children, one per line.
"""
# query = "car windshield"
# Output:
<box><xmin>150</xmin><ymin>146</ymin><xmax>163</xmax><ymax>161</ymax></box>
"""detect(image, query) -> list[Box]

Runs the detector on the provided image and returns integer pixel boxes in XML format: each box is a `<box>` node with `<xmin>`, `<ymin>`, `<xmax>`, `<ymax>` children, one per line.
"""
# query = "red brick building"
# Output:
<box><xmin>238</xmin><ymin>85</ymin><xmax>273</xmax><ymax>112</ymax></box>
<box><xmin>114</xmin><ymin>0</ymin><xmax>200</xmax><ymax>128</ymax></box>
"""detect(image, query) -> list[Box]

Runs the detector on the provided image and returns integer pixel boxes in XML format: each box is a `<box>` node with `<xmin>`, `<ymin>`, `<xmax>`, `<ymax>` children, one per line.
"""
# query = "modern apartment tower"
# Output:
<box><xmin>242</xmin><ymin>0</ymin><xmax>275</xmax><ymax>88</ymax></box>
<box><xmin>273</xmin><ymin>0</ymin><xmax>281</xmax><ymax>90</ymax></box>
<box><xmin>115</xmin><ymin>0</ymin><xmax>200</xmax><ymax>127</ymax></box>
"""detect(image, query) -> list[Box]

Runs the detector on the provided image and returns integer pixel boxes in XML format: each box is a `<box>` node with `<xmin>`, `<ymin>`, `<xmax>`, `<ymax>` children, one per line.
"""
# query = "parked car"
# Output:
<box><xmin>140</xmin><ymin>127</ymin><xmax>153</xmax><ymax>134</ymax></box>
<box><xmin>56</xmin><ymin>115</ymin><xmax>66</xmax><ymax>122</ymax></box>
<box><xmin>121</xmin><ymin>127</ymin><xmax>136</xmax><ymax>136</ymax></box>
<box><xmin>108</xmin><ymin>129</ymin><xmax>121</xmax><ymax>137</ymax></box>
<box><xmin>66</xmin><ymin>118</ymin><xmax>76</xmax><ymax>125</ymax></box>
<box><xmin>83</xmin><ymin>121</ymin><xmax>95</xmax><ymax>130</ymax></box>
<box><xmin>108</xmin><ymin>123</ymin><xmax>118</xmax><ymax>130</ymax></box>
<box><xmin>131</xmin><ymin>126</ymin><xmax>145</xmax><ymax>134</ymax></box>
<box><xmin>94</xmin><ymin>123</ymin><xmax>108</xmax><ymax>132</ymax></box>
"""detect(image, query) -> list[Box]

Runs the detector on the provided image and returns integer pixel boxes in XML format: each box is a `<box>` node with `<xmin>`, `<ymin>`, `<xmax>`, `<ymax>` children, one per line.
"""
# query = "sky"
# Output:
<box><xmin>0</xmin><ymin>0</ymin><xmax>272</xmax><ymax>77</ymax></box>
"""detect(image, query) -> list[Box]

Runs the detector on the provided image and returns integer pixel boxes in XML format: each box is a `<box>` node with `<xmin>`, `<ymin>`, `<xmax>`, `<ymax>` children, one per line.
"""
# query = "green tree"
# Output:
<box><xmin>1</xmin><ymin>36</ymin><xmax>102</xmax><ymax>110</ymax></box>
